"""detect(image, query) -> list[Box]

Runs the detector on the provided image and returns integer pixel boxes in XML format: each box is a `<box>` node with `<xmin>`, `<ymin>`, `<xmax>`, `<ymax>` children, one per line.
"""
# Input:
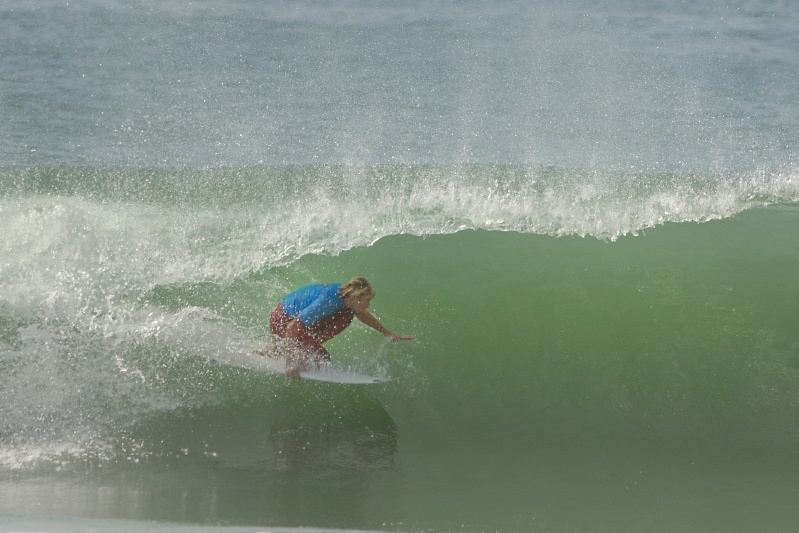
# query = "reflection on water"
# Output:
<box><xmin>268</xmin><ymin>385</ymin><xmax>398</xmax><ymax>475</ymax></box>
<box><xmin>124</xmin><ymin>378</ymin><xmax>399</xmax><ymax>473</ymax></box>
<box><xmin>0</xmin><ymin>380</ymin><xmax>400</xmax><ymax>528</ymax></box>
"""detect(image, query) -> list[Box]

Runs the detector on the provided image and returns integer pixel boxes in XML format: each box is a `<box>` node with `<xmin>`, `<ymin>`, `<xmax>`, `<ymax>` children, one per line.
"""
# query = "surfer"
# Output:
<box><xmin>265</xmin><ymin>277</ymin><xmax>414</xmax><ymax>377</ymax></box>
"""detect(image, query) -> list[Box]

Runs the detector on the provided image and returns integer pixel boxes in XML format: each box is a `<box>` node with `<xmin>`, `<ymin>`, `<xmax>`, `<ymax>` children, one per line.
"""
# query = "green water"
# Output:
<box><xmin>297</xmin><ymin>209</ymin><xmax>799</xmax><ymax>453</ymax></box>
<box><xmin>3</xmin><ymin>198</ymin><xmax>799</xmax><ymax>531</ymax></box>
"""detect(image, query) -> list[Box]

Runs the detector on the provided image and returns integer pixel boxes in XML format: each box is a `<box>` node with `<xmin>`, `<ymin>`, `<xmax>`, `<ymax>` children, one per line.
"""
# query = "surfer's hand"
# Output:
<box><xmin>389</xmin><ymin>333</ymin><xmax>415</xmax><ymax>341</ymax></box>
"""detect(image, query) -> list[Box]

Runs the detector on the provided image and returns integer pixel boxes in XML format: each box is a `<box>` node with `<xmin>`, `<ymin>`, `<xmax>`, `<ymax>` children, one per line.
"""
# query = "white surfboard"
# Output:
<box><xmin>244</xmin><ymin>349</ymin><xmax>390</xmax><ymax>384</ymax></box>
<box><xmin>299</xmin><ymin>364</ymin><xmax>391</xmax><ymax>385</ymax></box>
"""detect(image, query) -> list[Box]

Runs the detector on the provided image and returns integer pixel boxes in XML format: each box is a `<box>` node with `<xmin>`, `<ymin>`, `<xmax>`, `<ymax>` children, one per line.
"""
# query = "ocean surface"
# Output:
<box><xmin>2</xmin><ymin>1</ymin><xmax>799</xmax><ymax>532</ymax></box>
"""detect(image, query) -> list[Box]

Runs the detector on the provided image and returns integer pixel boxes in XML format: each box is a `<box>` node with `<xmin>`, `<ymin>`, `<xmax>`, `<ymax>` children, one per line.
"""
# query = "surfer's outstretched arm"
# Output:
<box><xmin>355</xmin><ymin>310</ymin><xmax>415</xmax><ymax>341</ymax></box>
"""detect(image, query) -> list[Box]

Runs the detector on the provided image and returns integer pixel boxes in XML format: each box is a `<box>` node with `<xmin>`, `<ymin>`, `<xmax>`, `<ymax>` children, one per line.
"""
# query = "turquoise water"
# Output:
<box><xmin>2</xmin><ymin>1</ymin><xmax>799</xmax><ymax>532</ymax></box>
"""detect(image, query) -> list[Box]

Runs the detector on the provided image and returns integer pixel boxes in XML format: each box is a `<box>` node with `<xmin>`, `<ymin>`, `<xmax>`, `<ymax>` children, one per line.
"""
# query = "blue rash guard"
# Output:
<box><xmin>280</xmin><ymin>283</ymin><xmax>346</xmax><ymax>326</ymax></box>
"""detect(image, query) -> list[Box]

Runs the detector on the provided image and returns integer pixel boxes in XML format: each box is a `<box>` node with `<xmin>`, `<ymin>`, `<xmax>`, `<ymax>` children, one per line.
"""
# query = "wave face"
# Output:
<box><xmin>2</xmin><ymin>165</ymin><xmax>799</xmax><ymax>531</ymax></box>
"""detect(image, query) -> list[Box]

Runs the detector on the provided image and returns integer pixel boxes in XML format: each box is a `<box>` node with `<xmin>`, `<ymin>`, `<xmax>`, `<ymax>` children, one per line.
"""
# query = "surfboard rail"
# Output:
<box><xmin>299</xmin><ymin>364</ymin><xmax>391</xmax><ymax>384</ymax></box>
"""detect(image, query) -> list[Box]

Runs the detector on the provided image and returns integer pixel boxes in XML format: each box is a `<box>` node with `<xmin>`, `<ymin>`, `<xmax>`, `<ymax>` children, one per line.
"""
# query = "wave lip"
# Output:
<box><xmin>3</xmin><ymin>164</ymin><xmax>797</xmax><ymax>248</ymax></box>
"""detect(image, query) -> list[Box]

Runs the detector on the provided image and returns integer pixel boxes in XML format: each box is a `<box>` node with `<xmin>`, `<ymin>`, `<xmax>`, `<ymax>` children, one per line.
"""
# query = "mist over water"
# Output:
<box><xmin>2</xmin><ymin>1</ymin><xmax>799</xmax><ymax>532</ymax></box>
<box><xmin>3</xmin><ymin>0</ymin><xmax>798</xmax><ymax>170</ymax></box>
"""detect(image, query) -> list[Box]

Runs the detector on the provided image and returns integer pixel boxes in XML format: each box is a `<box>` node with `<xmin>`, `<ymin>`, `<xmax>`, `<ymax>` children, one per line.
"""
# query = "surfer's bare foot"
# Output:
<box><xmin>285</xmin><ymin>366</ymin><xmax>302</xmax><ymax>379</ymax></box>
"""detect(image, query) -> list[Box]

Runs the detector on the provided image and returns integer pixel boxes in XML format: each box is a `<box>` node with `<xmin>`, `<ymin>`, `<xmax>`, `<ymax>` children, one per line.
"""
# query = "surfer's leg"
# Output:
<box><xmin>268</xmin><ymin>303</ymin><xmax>291</xmax><ymax>337</ymax></box>
<box><xmin>253</xmin><ymin>304</ymin><xmax>292</xmax><ymax>358</ymax></box>
<box><xmin>283</xmin><ymin>340</ymin><xmax>328</xmax><ymax>378</ymax></box>
<box><xmin>267</xmin><ymin>304</ymin><xmax>340</xmax><ymax>375</ymax></box>
<box><xmin>280</xmin><ymin>321</ymin><xmax>330</xmax><ymax>375</ymax></box>
<box><xmin>308</xmin><ymin>309</ymin><xmax>355</xmax><ymax>344</ymax></box>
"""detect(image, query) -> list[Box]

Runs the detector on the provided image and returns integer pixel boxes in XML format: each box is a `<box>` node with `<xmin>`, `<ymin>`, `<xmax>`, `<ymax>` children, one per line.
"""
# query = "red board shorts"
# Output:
<box><xmin>269</xmin><ymin>303</ymin><xmax>354</xmax><ymax>362</ymax></box>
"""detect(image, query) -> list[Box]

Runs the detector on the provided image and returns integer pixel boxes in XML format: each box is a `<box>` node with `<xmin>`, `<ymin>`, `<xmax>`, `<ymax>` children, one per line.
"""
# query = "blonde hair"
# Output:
<box><xmin>339</xmin><ymin>277</ymin><xmax>375</xmax><ymax>300</ymax></box>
